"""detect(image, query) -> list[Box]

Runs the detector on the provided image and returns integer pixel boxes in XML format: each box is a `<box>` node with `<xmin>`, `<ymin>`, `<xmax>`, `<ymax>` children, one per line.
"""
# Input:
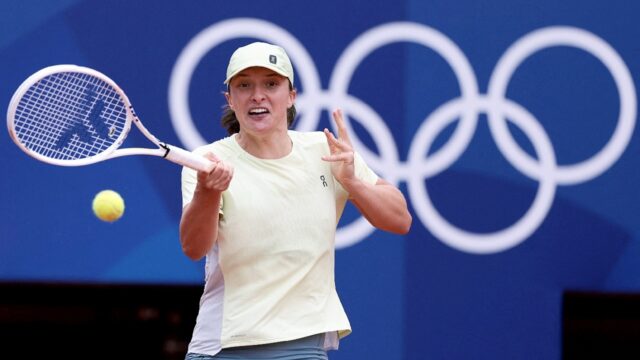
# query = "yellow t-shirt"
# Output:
<box><xmin>182</xmin><ymin>130</ymin><xmax>378</xmax><ymax>355</ymax></box>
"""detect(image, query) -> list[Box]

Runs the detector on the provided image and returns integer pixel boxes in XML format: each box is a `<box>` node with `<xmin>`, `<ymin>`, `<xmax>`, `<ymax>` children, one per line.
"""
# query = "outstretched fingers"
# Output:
<box><xmin>323</xmin><ymin>109</ymin><xmax>354</xmax><ymax>155</ymax></box>
<box><xmin>332</xmin><ymin>109</ymin><xmax>353</xmax><ymax>145</ymax></box>
<box><xmin>323</xmin><ymin>128</ymin><xmax>340</xmax><ymax>151</ymax></box>
<box><xmin>322</xmin><ymin>152</ymin><xmax>353</xmax><ymax>162</ymax></box>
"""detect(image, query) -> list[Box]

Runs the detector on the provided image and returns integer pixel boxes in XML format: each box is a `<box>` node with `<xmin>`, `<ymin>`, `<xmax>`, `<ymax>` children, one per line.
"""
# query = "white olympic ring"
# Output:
<box><xmin>169</xmin><ymin>19</ymin><xmax>637</xmax><ymax>253</ymax></box>
<box><xmin>487</xmin><ymin>26</ymin><xmax>637</xmax><ymax>185</ymax></box>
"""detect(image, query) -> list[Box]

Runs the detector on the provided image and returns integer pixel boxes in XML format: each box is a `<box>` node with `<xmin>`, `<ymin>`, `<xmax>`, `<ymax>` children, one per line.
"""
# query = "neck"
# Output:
<box><xmin>236</xmin><ymin>129</ymin><xmax>292</xmax><ymax>159</ymax></box>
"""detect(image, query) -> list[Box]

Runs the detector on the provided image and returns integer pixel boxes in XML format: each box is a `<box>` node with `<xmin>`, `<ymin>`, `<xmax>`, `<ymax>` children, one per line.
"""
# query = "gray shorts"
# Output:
<box><xmin>185</xmin><ymin>333</ymin><xmax>329</xmax><ymax>360</ymax></box>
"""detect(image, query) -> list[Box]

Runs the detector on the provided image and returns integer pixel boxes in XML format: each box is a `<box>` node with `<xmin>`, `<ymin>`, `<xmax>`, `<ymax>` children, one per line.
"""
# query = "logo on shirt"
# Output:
<box><xmin>320</xmin><ymin>175</ymin><xmax>328</xmax><ymax>187</ymax></box>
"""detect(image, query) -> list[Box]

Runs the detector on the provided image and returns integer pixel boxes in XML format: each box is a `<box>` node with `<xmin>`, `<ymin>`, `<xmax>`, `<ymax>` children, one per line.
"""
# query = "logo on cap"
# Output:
<box><xmin>269</xmin><ymin>55</ymin><xmax>277</xmax><ymax>64</ymax></box>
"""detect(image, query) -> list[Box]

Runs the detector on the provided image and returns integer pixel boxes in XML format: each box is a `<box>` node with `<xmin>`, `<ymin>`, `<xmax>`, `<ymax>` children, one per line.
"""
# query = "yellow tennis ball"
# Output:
<box><xmin>92</xmin><ymin>190</ymin><xmax>125</xmax><ymax>222</ymax></box>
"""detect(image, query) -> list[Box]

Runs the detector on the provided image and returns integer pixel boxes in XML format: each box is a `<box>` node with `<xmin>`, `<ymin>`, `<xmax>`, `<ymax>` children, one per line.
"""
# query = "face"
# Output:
<box><xmin>225</xmin><ymin>67</ymin><xmax>296</xmax><ymax>136</ymax></box>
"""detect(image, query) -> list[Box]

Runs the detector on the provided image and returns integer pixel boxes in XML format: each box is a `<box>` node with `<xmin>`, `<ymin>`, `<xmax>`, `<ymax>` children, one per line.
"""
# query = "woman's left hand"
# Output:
<box><xmin>322</xmin><ymin>109</ymin><xmax>356</xmax><ymax>185</ymax></box>
<box><xmin>322</xmin><ymin>109</ymin><xmax>412</xmax><ymax>234</ymax></box>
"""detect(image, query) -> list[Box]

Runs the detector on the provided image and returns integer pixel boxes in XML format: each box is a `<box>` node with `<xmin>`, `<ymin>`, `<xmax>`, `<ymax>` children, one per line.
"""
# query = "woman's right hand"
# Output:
<box><xmin>196</xmin><ymin>152</ymin><xmax>234</xmax><ymax>193</ymax></box>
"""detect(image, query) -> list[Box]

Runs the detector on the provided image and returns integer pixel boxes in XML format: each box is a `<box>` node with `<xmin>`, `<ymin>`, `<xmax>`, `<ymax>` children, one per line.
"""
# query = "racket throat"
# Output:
<box><xmin>159</xmin><ymin>143</ymin><xmax>171</xmax><ymax>158</ymax></box>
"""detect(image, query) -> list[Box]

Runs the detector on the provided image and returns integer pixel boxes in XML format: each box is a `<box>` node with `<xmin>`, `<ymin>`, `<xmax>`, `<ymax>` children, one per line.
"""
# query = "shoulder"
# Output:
<box><xmin>289</xmin><ymin>130</ymin><xmax>327</xmax><ymax>149</ymax></box>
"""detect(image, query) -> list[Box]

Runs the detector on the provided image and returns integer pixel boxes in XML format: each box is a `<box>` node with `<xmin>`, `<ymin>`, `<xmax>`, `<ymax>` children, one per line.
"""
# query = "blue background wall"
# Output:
<box><xmin>2</xmin><ymin>1</ymin><xmax>639</xmax><ymax>359</ymax></box>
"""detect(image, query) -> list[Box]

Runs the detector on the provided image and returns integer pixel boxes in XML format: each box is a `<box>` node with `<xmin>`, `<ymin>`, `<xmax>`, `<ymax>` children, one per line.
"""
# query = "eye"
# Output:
<box><xmin>266</xmin><ymin>80</ymin><xmax>278</xmax><ymax>88</ymax></box>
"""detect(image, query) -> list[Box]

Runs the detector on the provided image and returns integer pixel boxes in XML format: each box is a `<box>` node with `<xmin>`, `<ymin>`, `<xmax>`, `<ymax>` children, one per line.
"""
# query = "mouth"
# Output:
<box><xmin>248</xmin><ymin>107</ymin><xmax>270</xmax><ymax>117</ymax></box>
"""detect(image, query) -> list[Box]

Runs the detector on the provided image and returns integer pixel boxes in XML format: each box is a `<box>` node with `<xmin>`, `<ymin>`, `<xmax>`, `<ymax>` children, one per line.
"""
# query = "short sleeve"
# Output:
<box><xmin>180</xmin><ymin>148</ymin><xmax>224</xmax><ymax>215</ymax></box>
<box><xmin>181</xmin><ymin>165</ymin><xmax>198</xmax><ymax>208</ymax></box>
<box><xmin>353</xmin><ymin>151</ymin><xmax>378</xmax><ymax>185</ymax></box>
<box><xmin>334</xmin><ymin>151</ymin><xmax>379</xmax><ymax>198</ymax></box>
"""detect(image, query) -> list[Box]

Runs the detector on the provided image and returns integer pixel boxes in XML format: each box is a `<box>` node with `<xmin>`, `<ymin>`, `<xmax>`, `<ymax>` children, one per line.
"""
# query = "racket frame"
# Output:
<box><xmin>7</xmin><ymin>65</ymin><xmax>213</xmax><ymax>172</ymax></box>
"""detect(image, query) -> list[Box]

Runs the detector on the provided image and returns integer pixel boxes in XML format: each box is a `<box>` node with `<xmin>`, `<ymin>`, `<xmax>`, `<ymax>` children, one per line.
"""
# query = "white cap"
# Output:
<box><xmin>224</xmin><ymin>42</ymin><xmax>294</xmax><ymax>85</ymax></box>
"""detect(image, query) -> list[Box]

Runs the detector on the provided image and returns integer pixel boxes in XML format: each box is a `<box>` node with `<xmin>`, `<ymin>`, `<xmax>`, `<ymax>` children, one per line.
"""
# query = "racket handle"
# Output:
<box><xmin>163</xmin><ymin>144</ymin><xmax>215</xmax><ymax>172</ymax></box>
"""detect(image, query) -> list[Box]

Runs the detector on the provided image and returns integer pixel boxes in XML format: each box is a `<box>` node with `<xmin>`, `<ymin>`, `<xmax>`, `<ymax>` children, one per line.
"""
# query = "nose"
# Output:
<box><xmin>250</xmin><ymin>86</ymin><xmax>266</xmax><ymax>102</ymax></box>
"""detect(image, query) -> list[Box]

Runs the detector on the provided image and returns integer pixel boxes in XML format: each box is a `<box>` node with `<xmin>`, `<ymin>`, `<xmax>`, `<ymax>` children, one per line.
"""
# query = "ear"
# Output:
<box><xmin>225</xmin><ymin>91</ymin><xmax>233</xmax><ymax>110</ymax></box>
<box><xmin>288</xmin><ymin>89</ymin><xmax>297</xmax><ymax>108</ymax></box>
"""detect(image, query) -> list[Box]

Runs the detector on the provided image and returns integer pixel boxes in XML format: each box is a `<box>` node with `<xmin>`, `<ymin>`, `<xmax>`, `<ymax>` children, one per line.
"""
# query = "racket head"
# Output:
<box><xmin>7</xmin><ymin>65</ymin><xmax>133</xmax><ymax>166</ymax></box>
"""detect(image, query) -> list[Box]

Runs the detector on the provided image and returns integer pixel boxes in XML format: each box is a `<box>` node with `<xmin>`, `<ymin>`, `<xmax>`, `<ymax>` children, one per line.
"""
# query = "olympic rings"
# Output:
<box><xmin>487</xmin><ymin>26</ymin><xmax>637</xmax><ymax>185</ymax></box>
<box><xmin>169</xmin><ymin>18</ymin><xmax>637</xmax><ymax>253</ymax></box>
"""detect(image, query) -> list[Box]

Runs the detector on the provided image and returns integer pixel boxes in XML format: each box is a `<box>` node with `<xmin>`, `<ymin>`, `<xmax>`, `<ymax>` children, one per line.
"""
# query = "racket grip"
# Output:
<box><xmin>163</xmin><ymin>144</ymin><xmax>215</xmax><ymax>172</ymax></box>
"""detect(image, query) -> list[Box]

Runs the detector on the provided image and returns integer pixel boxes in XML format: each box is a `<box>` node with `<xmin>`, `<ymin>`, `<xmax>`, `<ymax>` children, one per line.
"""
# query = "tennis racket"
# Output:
<box><xmin>7</xmin><ymin>64</ymin><xmax>214</xmax><ymax>172</ymax></box>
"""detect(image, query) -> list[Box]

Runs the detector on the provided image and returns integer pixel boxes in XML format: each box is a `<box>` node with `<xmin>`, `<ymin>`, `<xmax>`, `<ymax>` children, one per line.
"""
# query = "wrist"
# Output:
<box><xmin>194</xmin><ymin>185</ymin><xmax>223</xmax><ymax>202</ymax></box>
<box><xmin>341</xmin><ymin>177</ymin><xmax>367</xmax><ymax>196</ymax></box>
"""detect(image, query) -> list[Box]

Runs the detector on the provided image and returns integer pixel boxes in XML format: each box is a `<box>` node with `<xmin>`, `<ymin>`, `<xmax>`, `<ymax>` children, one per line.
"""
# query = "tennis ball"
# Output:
<box><xmin>92</xmin><ymin>190</ymin><xmax>125</xmax><ymax>222</ymax></box>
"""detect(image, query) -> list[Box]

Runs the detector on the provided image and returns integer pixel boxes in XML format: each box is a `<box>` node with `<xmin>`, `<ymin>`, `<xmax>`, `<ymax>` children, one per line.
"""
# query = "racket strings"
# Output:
<box><xmin>13</xmin><ymin>72</ymin><xmax>128</xmax><ymax>160</ymax></box>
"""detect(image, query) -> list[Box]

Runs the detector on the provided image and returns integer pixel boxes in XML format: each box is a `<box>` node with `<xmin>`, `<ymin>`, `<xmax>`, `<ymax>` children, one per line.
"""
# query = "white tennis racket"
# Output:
<box><xmin>7</xmin><ymin>64</ymin><xmax>214</xmax><ymax>172</ymax></box>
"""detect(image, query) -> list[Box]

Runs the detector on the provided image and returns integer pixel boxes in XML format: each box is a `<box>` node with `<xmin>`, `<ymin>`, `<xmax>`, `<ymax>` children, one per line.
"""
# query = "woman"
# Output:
<box><xmin>180</xmin><ymin>42</ymin><xmax>411</xmax><ymax>359</ymax></box>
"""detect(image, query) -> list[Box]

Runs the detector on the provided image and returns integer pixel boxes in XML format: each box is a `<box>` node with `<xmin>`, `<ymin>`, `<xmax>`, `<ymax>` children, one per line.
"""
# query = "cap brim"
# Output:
<box><xmin>224</xmin><ymin>62</ymin><xmax>291</xmax><ymax>84</ymax></box>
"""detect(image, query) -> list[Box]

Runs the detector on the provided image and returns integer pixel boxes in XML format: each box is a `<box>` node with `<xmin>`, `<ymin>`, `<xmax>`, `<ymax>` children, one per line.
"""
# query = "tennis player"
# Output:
<box><xmin>180</xmin><ymin>42</ymin><xmax>412</xmax><ymax>360</ymax></box>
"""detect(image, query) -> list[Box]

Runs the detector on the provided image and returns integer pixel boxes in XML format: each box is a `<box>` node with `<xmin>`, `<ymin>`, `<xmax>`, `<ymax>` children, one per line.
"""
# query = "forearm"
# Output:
<box><xmin>179</xmin><ymin>188</ymin><xmax>222</xmax><ymax>260</ymax></box>
<box><xmin>344</xmin><ymin>178</ymin><xmax>412</xmax><ymax>234</ymax></box>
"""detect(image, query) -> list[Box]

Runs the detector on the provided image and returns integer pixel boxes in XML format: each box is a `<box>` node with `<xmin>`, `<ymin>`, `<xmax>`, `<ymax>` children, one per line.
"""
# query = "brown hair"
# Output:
<box><xmin>221</xmin><ymin>82</ymin><xmax>297</xmax><ymax>135</ymax></box>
